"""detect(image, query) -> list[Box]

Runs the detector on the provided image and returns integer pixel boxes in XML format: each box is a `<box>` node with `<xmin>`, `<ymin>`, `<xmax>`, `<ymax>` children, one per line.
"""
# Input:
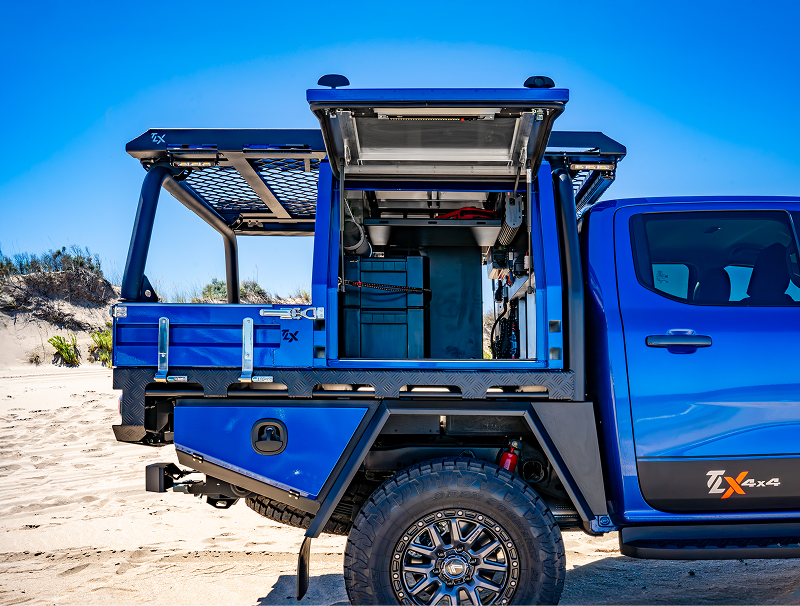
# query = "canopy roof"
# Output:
<box><xmin>126</xmin><ymin>126</ymin><xmax>625</xmax><ymax>234</ymax></box>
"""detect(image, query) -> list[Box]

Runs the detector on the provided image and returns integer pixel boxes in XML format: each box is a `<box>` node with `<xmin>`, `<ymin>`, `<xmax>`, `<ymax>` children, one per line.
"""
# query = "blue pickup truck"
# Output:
<box><xmin>112</xmin><ymin>76</ymin><xmax>800</xmax><ymax>605</ymax></box>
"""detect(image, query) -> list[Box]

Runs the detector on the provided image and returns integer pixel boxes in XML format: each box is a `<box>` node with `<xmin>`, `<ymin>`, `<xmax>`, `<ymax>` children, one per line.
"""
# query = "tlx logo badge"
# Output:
<box><xmin>706</xmin><ymin>470</ymin><xmax>780</xmax><ymax>499</ymax></box>
<box><xmin>282</xmin><ymin>329</ymin><xmax>299</xmax><ymax>343</ymax></box>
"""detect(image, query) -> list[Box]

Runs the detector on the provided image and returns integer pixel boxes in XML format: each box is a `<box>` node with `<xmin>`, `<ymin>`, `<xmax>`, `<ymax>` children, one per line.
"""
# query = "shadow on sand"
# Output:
<box><xmin>257</xmin><ymin>573</ymin><xmax>348</xmax><ymax>606</ymax></box>
<box><xmin>255</xmin><ymin>556</ymin><xmax>800</xmax><ymax>605</ymax></box>
<box><xmin>561</xmin><ymin>554</ymin><xmax>800</xmax><ymax>605</ymax></box>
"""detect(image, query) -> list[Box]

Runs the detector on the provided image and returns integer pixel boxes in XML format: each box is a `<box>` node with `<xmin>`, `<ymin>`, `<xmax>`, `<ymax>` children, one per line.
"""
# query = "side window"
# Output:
<box><xmin>723</xmin><ymin>266</ymin><xmax>753</xmax><ymax>301</ymax></box>
<box><xmin>630</xmin><ymin>209</ymin><xmax>800</xmax><ymax>306</ymax></box>
<box><xmin>652</xmin><ymin>263</ymin><xmax>690</xmax><ymax>298</ymax></box>
<box><xmin>724</xmin><ymin>265</ymin><xmax>800</xmax><ymax>302</ymax></box>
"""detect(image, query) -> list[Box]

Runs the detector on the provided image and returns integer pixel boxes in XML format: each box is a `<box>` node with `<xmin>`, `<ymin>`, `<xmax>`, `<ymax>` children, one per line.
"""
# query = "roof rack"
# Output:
<box><xmin>126</xmin><ymin>129</ymin><xmax>326</xmax><ymax>235</ymax></box>
<box><xmin>544</xmin><ymin>131</ymin><xmax>626</xmax><ymax>212</ymax></box>
<box><xmin>126</xmin><ymin>129</ymin><xmax>625</xmax><ymax>234</ymax></box>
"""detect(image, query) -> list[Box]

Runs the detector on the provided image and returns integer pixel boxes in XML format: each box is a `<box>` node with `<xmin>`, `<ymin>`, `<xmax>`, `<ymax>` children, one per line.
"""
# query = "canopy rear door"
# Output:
<box><xmin>307</xmin><ymin>88</ymin><xmax>568</xmax><ymax>183</ymax></box>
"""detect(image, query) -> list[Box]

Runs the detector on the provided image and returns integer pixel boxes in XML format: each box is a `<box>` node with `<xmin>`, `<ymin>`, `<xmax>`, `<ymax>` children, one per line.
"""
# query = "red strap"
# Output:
<box><xmin>437</xmin><ymin>207</ymin><xmax>495</xmax><ymax>220</ymax></box>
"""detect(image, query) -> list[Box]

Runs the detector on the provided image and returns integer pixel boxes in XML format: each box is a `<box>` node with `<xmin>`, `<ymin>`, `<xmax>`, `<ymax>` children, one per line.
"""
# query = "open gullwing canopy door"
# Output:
<box><xmin>307</xmin><ymin>88</ymin><xmax>569</xmax><ymax>185</ymax></box>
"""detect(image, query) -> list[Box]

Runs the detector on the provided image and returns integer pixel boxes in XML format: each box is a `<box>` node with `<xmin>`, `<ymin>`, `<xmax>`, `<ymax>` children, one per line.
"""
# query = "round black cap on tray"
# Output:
<box><xmin>524</xmin><ymin>76</ymin><xmax>555</xmax><ymax>89</ymax></box>
<box><xmin>318</xmin><ymin>74</ymin><xmax>350</xmax><ymax>89</ymax></box>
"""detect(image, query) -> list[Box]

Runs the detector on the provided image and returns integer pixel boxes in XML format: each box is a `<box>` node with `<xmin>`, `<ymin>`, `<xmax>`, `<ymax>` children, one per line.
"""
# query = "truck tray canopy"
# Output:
<box><xmin>125</xmin><ymin>126</ymin><xmax>624</xmax><ymax>236</ymax></box>
<box><xmin>307</xmin><ymin>87</ymin><xmax>568</xmax><ymax>184</ymax></box>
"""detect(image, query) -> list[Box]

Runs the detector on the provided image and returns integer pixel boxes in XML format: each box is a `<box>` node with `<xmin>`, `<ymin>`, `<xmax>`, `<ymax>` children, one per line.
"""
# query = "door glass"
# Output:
<box><xmin>725</xmin><ymin>265</ymin><xmax>800</xmax><ymax>302</ymax></box>
<box><xmin>630</xmin><ymin>210</ymin><xmax>800</xmax><ymax>306</ymax></box>
<box><xmin>652</xmin><ymin>263</ymin><xmax>689</xmax><ymax>298</ymax></box>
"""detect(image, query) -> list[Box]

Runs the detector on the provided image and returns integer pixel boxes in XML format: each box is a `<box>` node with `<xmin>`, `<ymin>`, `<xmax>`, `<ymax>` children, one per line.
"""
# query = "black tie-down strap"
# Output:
<box><xmin>340</xmin><ymin>279</ymin><xmax>431</xmax><ymax>295</ymax></box>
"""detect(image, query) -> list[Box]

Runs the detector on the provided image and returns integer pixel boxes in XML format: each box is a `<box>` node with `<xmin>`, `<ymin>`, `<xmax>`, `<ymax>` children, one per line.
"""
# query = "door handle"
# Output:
<box><xmin>646</xmin><ymin>335</ymin><xmax>712</xmax><ymax>348</ymax></box>
<box><xmin>251</xmin><ymin>419</ymin><xmax>288</xmax><ymax>455</ymax></box>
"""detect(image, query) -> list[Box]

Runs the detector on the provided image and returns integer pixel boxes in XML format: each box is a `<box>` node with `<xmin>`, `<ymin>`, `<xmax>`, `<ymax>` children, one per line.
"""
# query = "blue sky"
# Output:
<box><xmin>1</xmin><ymin>1</ymin><xmax>798</xmax><ymax>298</ymax></box>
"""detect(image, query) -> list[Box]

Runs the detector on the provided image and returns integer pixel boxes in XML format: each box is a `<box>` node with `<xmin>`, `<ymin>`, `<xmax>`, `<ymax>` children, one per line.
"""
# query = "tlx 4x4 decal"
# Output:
<box><xmin>707</xmin><ymin>470</ymin><xmax>781</xmax><ymax>499</ymax></box>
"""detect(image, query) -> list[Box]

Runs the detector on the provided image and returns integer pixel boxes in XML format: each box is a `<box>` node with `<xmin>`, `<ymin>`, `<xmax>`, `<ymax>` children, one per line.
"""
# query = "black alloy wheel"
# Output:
<box><xmin>394</xmin><ymin>508</ymin><xmax>519</xmax><ymax>604</ymax></box>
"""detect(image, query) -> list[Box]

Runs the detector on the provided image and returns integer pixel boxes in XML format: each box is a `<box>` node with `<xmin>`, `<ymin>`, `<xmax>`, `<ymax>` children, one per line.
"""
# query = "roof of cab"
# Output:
<box><xmin>595</xmin><ymin>195</ymin><xmax>800</xmax><ymax>210</ymax></box>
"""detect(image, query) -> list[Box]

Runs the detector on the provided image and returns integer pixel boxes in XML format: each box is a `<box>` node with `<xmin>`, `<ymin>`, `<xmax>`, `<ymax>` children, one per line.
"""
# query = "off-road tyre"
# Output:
<box><xmin>344</xmin><ymin>457</ymin><xmax>566</xmax><ymax>605</ymax></box>
<box><xmin>245</xmin><ymin>480</ymin><xmax>374</xmax><ymax>536</ymax></box>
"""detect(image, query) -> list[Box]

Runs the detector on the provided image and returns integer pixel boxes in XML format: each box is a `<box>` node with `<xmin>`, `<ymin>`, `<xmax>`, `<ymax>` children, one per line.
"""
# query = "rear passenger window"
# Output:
<box><xmin>630</xmin><ymin>210</ymin><xmax>800</xmax><ymax>306</ymax></box>
<box><xmin>652</xmin><ymin>263</ymin><xmax>690</xmax><ymax>298</ymax></box>
<box><xmin>725</xmin><ymin>265</ymin><xmax>800</xmax><ymax>301</ymax></box>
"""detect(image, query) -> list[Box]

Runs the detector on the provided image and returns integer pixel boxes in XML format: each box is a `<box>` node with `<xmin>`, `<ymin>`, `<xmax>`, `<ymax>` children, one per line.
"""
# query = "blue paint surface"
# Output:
<box><xmin>113</xmin><ymin>303</ymin><xmax>313</xmax><ymax>368</ymax></box>
<box><xmin>614</xmin><ymin>200</ymin><xmax>800</xmax><ymax>460</ymax></box>
<box><xmin>307</xmin><ymin>88</ymin><xmax>569</xmax><ymax>104</ymax></box>
<box><xmin>174</xmin><ymin>405</ymin><xmax>367</xmax><ymax>499</ymax></box>
<box><xmin>585</xmin><ymin>196</ymin><xmax>800</xmax><ymax>524</ymax></box>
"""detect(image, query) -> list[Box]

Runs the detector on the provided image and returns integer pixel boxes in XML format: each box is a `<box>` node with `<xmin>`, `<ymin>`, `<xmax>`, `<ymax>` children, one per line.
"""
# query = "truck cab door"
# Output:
<box><xmin>615</xmin><ymin>202</ymin><xmax>800</xmax><ymax>513</ymax></box>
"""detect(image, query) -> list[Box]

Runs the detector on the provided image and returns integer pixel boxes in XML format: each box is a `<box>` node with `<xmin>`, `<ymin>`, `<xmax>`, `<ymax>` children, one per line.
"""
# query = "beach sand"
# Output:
<box><xmin>1</xmin><ymin>367</ymin><xmax>798</xmax><ymax>605</ymax></box>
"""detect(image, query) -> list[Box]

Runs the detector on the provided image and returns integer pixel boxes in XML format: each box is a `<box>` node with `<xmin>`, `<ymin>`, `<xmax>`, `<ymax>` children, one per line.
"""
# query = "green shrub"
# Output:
<box><xmin>292</xmin><ymin>287</ymin><xmax>311</xmax><ymax>302</ymax></box>
<box><xmin>48</xmin><ymin>334</ymin><xmax>80</xmax><ymax>366</ymax></box>
<box><xmin>201</xmin><ymin>278</ymin><xmax>227</xmax><ymax>300</ymax></box>
<box><xmin>240</xmin><ymin>279</ymin><xmax>266</xmax><ymax>299</ymax></box>
<box><xmin>0</xmin><ymin>245</ymin><xmax>103</xmax><ymax>279</ymax></box>
<box><xmin>89</xmin><ymin>325</ymin><xmax>112</xmax><ymax>366</ymax></box>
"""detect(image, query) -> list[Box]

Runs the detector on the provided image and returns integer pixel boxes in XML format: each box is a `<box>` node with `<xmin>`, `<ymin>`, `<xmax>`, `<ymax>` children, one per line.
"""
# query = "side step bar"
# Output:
<box><xmin>620</xmin><ymin>523</ymin><xmax>800</xmax><ymax>560</ymax></box>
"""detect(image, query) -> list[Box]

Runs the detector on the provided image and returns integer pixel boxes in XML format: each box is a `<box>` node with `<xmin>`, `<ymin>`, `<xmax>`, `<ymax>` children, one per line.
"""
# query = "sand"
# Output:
<box><xmin>1</xmin><ymin>366</ymin><xmax>799</xmax><ymax>605</ymax></box>
<box><xmin>0</xmin><ymin>306</ymin><xmax>110</xmax><ymax>371</ymax></box>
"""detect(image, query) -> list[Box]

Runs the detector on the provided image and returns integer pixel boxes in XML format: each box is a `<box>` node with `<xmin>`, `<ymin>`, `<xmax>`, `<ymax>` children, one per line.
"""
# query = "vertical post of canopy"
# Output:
<box><xmin>311</xmin><ymin>161</ymin><xmax>336</xmax><ymax>365</ymax></box>
<box><xmin>120</xmin><ymin>166</ymin><xmax>172</xmax><ymax>301</ymax></box>
<box><xmin>552</xmin><ymin>167</ymin><xmax>585</xmax><ymax>400</ymax></box>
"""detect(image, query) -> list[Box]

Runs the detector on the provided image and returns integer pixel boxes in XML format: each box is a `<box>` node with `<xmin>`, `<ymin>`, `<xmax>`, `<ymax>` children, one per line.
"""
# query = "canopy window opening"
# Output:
<box><xmin>338</xmin><ymin>188</ymin><xmax>539</xmax><ymax>362</ymax></box>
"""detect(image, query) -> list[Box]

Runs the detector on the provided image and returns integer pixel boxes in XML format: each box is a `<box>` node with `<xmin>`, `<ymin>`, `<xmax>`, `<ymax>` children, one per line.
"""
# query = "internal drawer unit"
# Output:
<box><xmin>342</xmin><ymin>256</ymin><xmax>429</xmax><ymax>359</ymax></box>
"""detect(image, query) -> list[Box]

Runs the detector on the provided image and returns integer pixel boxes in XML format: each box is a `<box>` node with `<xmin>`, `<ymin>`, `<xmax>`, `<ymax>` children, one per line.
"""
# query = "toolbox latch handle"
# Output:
<box><xmin>251</xmin><ymin>419</ymin><xmax>288</xmax><ymax>455</ymax></box>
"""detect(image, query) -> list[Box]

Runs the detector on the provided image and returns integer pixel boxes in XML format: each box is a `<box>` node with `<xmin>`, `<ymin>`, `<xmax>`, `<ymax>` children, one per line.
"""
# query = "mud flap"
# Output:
<box><xmin>297</xmin><ymin>537</ymin><xmax>312</xmax><ymax>600</ymax></box>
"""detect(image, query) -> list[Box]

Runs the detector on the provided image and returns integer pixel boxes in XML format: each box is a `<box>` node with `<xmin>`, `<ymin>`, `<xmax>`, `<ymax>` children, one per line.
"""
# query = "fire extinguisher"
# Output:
<box><xmin>499</xmin><ymin>439</ymin><xmax>521</xmax><ymax>472</ymax></box>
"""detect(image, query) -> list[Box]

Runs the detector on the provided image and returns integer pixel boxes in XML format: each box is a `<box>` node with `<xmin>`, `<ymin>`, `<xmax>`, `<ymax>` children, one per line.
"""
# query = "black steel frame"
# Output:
<box><xmin>126</xmin><ymin>128</ymin><xmax>326</xmax><ymax>230</ymax></box>
<box><xmin>545</xmin><ymin>131</ymin><xmax>627</xmax><ymax>212</ymax></box>
<box><xmin>163</xmin><ymin>395</ymin><xmax>606</xmax><ymax>599</ymax></box>
<box><xmin>119</xmin><ymin>128</ymin><xmax>624</xmax><ymax>305</ymax></box>
<box><xmin>120</xmin><ymin>168</ymin><xmax>241</xmax><ymax>303</ymax></box>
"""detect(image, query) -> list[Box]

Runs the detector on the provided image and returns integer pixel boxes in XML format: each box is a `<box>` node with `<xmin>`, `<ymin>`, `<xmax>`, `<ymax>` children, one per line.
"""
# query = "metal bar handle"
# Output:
<box><xmin>646</xmin><ymin>335</ymin><xmax>712</xmax><ymax>348</ymax></box>
<box><xmin>154</xmin><ymin>317</ymin><xmax>169</xmax><ymax>382</ymax></box>
<box><xmin>239</xmin><ymin>318</ymin><xmax>254</xmax><ymax>382</ymax></box>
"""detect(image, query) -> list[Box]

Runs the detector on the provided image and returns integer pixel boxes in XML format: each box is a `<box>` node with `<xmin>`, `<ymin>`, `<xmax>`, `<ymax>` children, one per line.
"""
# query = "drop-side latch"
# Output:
<box><xmin>259</xmin><ymin>307</ymin><xmax>323</xmax><ymax>320</ymax></box>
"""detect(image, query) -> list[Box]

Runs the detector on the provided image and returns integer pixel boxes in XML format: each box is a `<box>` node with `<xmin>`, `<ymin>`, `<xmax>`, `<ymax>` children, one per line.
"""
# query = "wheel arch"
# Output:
<box><xmin>306</xmin><ymin>400</ymin><xmax>607</xmax><ymax>540</ymax></box>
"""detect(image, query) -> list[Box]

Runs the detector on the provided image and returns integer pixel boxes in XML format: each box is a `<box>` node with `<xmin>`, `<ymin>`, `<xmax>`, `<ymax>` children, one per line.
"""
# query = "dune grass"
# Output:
<box><xmin>48</xmin><ymin>334</ymin><xmax>80</xmax><ymax>366</ymax></box>
<box><xmin>89</xmin><ymin>323</ymin><xmax>113</xmax><ymax>366</ymax></box>
<box><xmin>0</xmin><ymin>245</ymin><xmax>104</xmax><ymax>280</ymax></box>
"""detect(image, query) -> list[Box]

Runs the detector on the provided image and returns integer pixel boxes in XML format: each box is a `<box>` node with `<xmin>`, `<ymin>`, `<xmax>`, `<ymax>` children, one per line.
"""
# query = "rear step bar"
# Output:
<box><xmin>620</xmin><ymin>523</ymin><xmax>800</xmax><ymax>560</ymax></box>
